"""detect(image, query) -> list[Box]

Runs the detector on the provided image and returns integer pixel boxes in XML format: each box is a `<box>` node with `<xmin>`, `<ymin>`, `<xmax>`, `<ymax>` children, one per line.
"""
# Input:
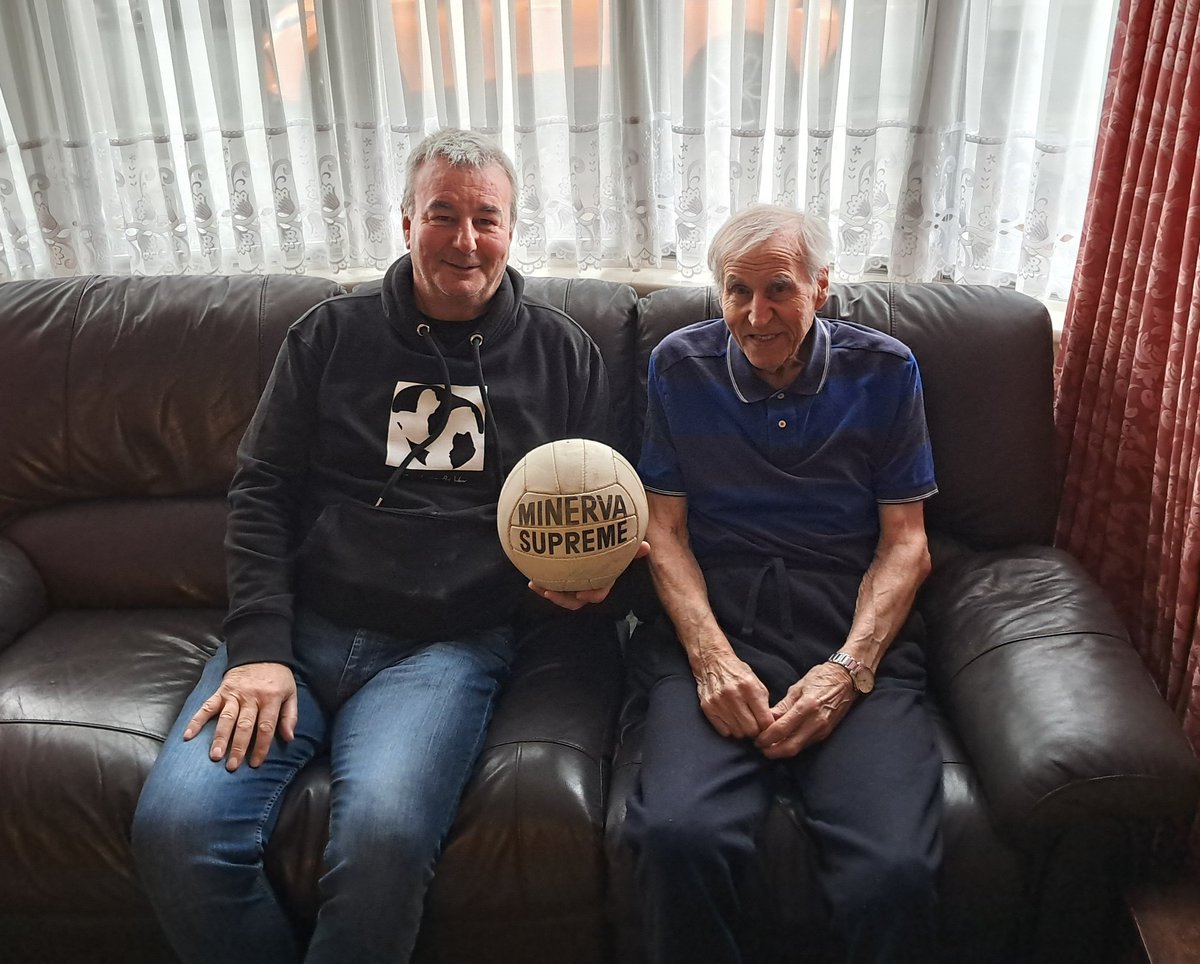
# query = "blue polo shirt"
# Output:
<box><xmin>639</xmin><ymin>317</ymin><xmax>937</xmax><ymax>578</ymax></box>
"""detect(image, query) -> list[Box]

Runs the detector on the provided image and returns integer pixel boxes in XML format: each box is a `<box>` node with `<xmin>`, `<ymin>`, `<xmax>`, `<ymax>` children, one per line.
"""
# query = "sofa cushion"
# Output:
<box><xmin>0</xmin><ymin>609</ymin><xmax>221</xmax><ymax>913</ymax></box>
<box><xmin>0</xmin><ymin>275</ymin><xmax>345</xmax><ymax>528</ymax></box>
<box><xmin>262</xmin><ymin>613</ymin><xmax>625</xmax><ymax>964</ymax></box>
<box><xmin>4</xmin><ymin>498</ymin><xmax>228</xmax><ymax>609</ymax></box>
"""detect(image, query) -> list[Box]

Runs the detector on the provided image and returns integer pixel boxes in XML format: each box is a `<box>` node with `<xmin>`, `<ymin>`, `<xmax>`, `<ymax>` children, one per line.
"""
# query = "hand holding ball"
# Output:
<box><xmin>497</xmin><ymin>438</ymin><xmax>649</xmax><ymax>592</ymax></box>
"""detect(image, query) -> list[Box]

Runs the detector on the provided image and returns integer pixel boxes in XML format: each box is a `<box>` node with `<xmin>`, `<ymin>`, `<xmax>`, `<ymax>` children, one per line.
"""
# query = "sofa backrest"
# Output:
<box><xmin>522</xmin><ymin>277</ymin><xmax>641</xmax><ymax>457</ymax></box>
<box><xmin>0</xmin><ymin>272</ymin><xmax>1056</xmax><ymax>612</ymax></box>
<box><xmin>637</xmin><ymin>282</ymin><xmax>1059</xmax><ymax>550</ymax></box>
<box><xmin>0</xmin><ymin>275</ymin><xmax>344</xmax><ymax>608</ymax></box>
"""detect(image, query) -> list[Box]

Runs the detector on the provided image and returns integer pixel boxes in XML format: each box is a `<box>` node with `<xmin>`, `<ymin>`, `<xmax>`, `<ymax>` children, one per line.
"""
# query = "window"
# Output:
<box><xmin>0</xmin><ymin>0</ymin><xmax>1117</xmax><ymax>300</ymax></box>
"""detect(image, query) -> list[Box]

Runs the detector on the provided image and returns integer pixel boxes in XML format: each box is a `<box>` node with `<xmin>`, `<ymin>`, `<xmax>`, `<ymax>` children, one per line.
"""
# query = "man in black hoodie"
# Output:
<box><xmin>132</xmin><ymin>128</ymin><xmax>613</xmax><ymax>964</ymax></box>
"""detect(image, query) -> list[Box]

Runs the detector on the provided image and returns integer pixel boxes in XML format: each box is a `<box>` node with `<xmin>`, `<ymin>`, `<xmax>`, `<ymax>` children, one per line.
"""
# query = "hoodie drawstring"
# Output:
<box><xmin>469</xmin><ymin>331</ymin><xmax>504</xmax><ymax>472</ymax></box>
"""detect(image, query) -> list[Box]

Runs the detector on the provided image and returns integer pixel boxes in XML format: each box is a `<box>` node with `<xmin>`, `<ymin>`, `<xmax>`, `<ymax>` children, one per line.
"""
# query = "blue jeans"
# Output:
<box><xmin>132</xmin><ymin>610</ymin><xmax>515</xmax><ymax>964</ymax></box>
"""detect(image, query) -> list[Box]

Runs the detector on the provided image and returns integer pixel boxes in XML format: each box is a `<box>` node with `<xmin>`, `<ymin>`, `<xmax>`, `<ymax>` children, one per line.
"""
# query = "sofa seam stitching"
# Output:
<box><xmin>944</xmin><ymin>629</ymin><xmax>1128</xmax><ymax>677</ymax></box>
<box><xmin>487</xmin><ymin>737</ymin><xmax>602</xmax><ymax>760</ymax></box>
<box><xmin>63</xmin><ymin>277</ymin><xmax>97</xmax><ymax>485</ymax></box>
<box><xmin>1025</xmin><ymin>772</ymin><xmax>1200</xmax><ymax>819</ymax></box>
<box><xmin>0</xmin><ymin>717</ymin><xmax>165</xmax><ymax>742</ymax></box>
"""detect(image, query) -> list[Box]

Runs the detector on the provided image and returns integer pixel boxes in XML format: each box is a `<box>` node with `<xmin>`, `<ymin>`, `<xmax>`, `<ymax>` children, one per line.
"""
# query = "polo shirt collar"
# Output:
<box><xmin>726</xmin><ymin>316</ymin><xmax>831</xmax><ymax>402</ymax></box>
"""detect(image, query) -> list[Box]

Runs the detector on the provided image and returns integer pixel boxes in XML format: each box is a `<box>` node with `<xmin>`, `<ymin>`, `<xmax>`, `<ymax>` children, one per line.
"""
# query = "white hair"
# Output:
<box><xmin>707</xmin><ymin>204</ymin><xmax>833</xmax><ymax>285</ymax></box>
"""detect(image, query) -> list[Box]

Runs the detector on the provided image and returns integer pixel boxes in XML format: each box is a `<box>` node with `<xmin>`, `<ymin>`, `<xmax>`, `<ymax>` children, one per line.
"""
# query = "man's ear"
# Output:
<box><xmin>402</xmin><ymin>214</ymin><xmax>412</xmax><ymax>246</ymax></box>
<box><xmin>814</xmin><ymin>265</ymin><xmax>831</xmax><ymax>312</ymax></box>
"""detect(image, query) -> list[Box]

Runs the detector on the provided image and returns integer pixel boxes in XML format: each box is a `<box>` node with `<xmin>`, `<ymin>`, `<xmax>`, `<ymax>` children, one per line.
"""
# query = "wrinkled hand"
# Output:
<box><xmin>532</xmin><ymin>540</ymin><xmax>650</xmax><ymax>611</ymax></box>
<box><xmin>183</xmin><ymin>662</ymin><xmax>298</xmax><ymax>772</ymax></box>
<box><xmin>754</xmin><ymin>663</ymin><xmax>856</xmax><ymax>759</ymax></box>
<box><xmin>694</xmin><ymin>649</ymin><xmax>775</xmax><ymax>740</ymax></box>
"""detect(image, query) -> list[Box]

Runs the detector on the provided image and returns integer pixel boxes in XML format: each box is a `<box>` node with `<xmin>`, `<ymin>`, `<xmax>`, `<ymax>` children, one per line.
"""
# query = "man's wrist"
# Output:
<box><xmin>826</xmin><ymin>651</ymin><xmax>875</xmax><ymax>694</ymax></box>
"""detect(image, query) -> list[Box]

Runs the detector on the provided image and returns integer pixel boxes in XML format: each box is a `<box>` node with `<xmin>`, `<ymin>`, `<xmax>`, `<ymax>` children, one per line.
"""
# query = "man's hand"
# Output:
<box><xmin>694</xmin><ymin>648</ymin><xmax>775</xmax><ymax>740</ymax></box>
<box><xmin>183</xmin><ymin>662</ymin><xmax>298</xmax><ymax>772</ymax></box>
<box><xmin>754</xmin><ymin>662</ymin><xmax>856</xmax><ymax>759</ymax></box>
<box><xmin>532</xmin><ymin>540</ymin><xmax>650</xmax><ymax>611</ymax></box>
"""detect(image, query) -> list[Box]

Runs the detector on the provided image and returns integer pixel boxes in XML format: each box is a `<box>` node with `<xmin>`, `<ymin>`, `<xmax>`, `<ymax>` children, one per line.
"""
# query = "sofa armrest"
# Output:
<box><xmin>920</xmin><ymin>547</ymin><xmax>1200</xmax><ymax>845</ymax></box>
<box><xmin>0</xmin><ymin>536</ymin><xmax>47</xmax><ymax>652</ymax></box>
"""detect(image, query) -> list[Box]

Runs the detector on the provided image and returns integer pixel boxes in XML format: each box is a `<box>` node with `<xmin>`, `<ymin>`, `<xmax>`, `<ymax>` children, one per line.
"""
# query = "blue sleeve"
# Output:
<box><xmin>874</xmin><ymin>353</ymin><xmax>938</xmax><ymax>503</ymax></box>
<box><xmin>637</xmin><ymin>351</ymin><xmax>686</xmax><ymax>496</ymax></box>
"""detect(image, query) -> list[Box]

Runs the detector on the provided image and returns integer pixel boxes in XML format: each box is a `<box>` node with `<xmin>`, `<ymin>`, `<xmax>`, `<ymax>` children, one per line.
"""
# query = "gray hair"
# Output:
<box><xmin>707</xmin><ymin>204</ymin><xmax>833</xmax><ymax>285</ymax></box>
<box><xmin>401</xmin><ymin>128</ymin><xmax>519</xmax><ymax>225</ymax></box>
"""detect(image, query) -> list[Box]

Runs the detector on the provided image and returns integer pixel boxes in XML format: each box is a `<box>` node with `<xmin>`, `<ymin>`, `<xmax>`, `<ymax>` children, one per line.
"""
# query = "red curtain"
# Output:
<box><xmin>1055</xmin><ymin>0</ymin><xmax>1200</xmax><ymax>844</ymax></box>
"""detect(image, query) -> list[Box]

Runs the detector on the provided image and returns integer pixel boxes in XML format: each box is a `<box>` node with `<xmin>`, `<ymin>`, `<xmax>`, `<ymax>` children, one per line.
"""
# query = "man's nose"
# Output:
<box><xmin>452</xmin><ymin>222</ymin><xmax>478</xmax><ymax>252</ymax></box>
<box><xmin>748</xmin><ymin>293</ymin><xmax>771</xmax><ymax>327</ymax></box>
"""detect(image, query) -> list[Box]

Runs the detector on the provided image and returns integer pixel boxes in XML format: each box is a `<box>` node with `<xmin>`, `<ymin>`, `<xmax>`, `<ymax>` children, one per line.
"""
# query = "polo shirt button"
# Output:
<box><xmin>776</xmin><ymin>393</ymin><xmax>785</xmax><ymax>399</ymax></box>
<box><xmin>777</xmin><ymin>419</ymin><xmax>787</xmax><ymax>428</ymax></box>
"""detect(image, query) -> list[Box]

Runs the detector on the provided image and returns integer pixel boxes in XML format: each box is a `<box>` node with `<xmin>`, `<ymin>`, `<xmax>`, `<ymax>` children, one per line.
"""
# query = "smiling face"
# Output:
<box><xmin>402</xmin><ymin>157</ymin><xmax>515</xmax><ymax>321</ymax></box>
<box><xmin>719</xmin><ymin>235</ymin><xmax>830</xmax><ymax>389</ymax></box>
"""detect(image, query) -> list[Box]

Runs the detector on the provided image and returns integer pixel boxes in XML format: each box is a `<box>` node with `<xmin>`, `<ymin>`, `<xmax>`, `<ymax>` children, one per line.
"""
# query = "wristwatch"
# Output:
<box><xmin>826</xmin><ymin>651</ymin><xmax>875</xmax><ymax>694</ymax></box>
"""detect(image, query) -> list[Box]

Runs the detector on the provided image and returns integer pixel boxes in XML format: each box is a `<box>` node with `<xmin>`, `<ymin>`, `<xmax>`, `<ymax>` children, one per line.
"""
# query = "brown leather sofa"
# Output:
<box><xmin>0</xmin><ymin>273</ymin><xmax>1196</xmax><ymax>964</ymax></box>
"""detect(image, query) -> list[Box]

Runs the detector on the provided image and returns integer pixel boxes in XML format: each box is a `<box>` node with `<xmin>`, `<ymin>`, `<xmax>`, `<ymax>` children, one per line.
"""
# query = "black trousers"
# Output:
<box><xmin>623</xmin><ymin>563</ymin><xmax>943</xmax><ymax>964</ymax></box>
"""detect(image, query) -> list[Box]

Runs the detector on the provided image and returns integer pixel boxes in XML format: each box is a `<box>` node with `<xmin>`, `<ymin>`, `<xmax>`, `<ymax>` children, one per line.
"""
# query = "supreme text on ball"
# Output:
<box><xmin>514</xmin><ymin>493</ymin><xmax>634</xmax><ymax>555</ymax></box>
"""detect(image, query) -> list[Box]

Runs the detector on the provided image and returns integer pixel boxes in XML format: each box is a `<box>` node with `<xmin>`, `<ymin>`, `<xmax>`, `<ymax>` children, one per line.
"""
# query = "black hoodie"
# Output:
<box><xmin>223</xmin><ymin>256</ymin><xmax>612</xmax><ymax>668</ymax></box>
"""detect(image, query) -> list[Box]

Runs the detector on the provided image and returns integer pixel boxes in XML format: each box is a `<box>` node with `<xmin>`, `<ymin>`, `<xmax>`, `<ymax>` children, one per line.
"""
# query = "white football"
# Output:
<box><xmin>497</xmin><ymin>438</ymin><xmax>649</xmax><ymax>592</ymax></box>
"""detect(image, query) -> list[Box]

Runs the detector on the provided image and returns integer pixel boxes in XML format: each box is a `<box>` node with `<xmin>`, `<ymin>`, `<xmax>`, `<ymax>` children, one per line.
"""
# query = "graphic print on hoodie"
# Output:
<box><xmin>386</xmin><ymin>381</ymin><xmax>487</xmax><ymax>471</ymax></box>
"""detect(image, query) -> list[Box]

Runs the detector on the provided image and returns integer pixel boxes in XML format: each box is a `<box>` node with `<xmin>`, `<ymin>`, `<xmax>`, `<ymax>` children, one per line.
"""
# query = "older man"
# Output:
<box><xmin>624</xmin><ymin>205</ymin><xmax>942</xmax><ymax>963</ymax></box>
<box><xmin>132</xmin><ymin>129</ymin><xmax>612</xmax><ymax>964</ymax></box>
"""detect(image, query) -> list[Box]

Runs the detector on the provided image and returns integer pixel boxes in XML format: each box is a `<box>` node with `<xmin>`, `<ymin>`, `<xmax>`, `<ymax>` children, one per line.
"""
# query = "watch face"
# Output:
<box><xmin>829</xmin><ymin>653</ymin><xmax>874</xmax><ymax>694</ymax></box>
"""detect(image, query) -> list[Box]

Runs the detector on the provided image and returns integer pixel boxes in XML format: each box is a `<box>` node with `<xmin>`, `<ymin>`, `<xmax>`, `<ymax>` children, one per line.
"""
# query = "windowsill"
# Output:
<box><xmin>527</xmin><ymin>261</ymin><xmax>714</xmax><ymax>296</ymax></box>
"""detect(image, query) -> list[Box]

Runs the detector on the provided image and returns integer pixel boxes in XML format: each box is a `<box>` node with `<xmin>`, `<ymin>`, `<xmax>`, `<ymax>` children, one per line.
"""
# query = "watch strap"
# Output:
<box><xmin>826</xmin><ymin>651</ymin><xmax>875</xmax><ymax>694</ymax></box>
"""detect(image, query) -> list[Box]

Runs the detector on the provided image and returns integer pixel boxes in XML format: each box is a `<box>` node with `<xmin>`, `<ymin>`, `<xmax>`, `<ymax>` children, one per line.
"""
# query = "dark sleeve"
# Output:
<box><xmin>569</xmin><ymin>335</ymin><xmax>616</xmax><ymax>448</ymax></box>
<box><xmin>222</xmin><ymin>325</ymin><xmax>322</xmax><ymax>669</ymax></box>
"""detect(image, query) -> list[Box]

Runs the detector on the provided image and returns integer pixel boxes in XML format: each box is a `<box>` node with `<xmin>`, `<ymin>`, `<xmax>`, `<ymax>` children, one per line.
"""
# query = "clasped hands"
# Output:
<box><xmin>695</xmin><ymin>649</ymin><xmax>856</xmax><ymax>758</ymax></box>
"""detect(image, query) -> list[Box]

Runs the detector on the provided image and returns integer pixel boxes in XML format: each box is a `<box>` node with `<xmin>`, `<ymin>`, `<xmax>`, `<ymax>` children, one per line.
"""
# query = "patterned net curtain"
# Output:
<box><xmin>0</xmin><ymin>0</ymin><xmax>1115</xmax><ymax>296</ymax></box>
<box><xmin>0</xmin><ymin>0</ymin><xmax>638</xmax><ymax>279</ymax></box>
<box><xmin>646</xmin><ymin>0</ymin><xmax>1118</xmax><ymax>296</ymax></box>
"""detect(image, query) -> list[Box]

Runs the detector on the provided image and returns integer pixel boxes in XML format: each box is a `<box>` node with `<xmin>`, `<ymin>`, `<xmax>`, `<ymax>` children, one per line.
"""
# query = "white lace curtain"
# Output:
<box><xmin>0</xmin><ymin>0</ymin><xmax>1115</xmax><ymax>299</ymax></box>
